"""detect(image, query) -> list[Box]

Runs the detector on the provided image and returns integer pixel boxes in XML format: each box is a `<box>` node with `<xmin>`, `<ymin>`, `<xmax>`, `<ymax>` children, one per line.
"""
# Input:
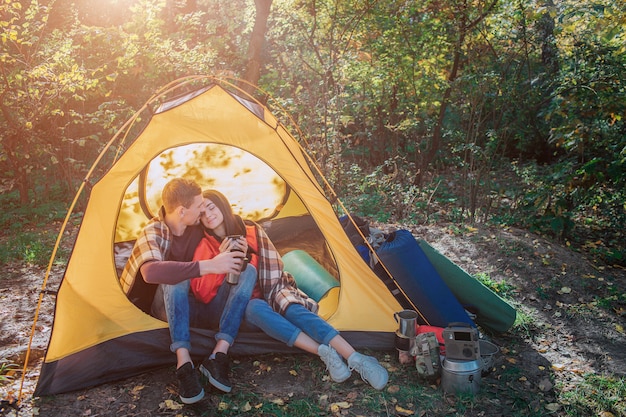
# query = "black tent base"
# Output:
<box><xmin>35</xmin><ymin>327</ymin><xmax>394</xmax><ymax>396</ymax></box>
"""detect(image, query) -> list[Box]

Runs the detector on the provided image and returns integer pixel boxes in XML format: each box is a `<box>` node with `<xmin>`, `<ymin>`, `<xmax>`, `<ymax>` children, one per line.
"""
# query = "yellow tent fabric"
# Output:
<box><xmin>35</xmin><ymin>80</ymin><xmax>402</xmax><ymax>396</ymax></box>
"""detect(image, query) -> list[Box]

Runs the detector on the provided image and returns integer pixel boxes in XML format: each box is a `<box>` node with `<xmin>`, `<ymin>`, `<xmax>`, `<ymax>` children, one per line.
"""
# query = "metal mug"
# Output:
<box><xmin>225</xmin><ymin>269</ymin><xmax>240</xmax><ymax>285</ymax></box>
<box><xmin>225</xmin><ymin>235</ymin><xmax>244</xmax><ymax>285</ymax></box>
<box><xmin>394</xmin><ymin>309</ymin><xmax>418</xmax><ymax>338</ymax></box>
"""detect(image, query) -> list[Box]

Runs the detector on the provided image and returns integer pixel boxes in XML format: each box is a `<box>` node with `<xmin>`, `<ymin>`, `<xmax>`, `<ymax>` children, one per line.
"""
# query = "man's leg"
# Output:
<box><xmin>199</xmin><ymin>265</ymin><xmax>257</xmax><ymax>392</ymax></box>
<box><xmin>155</xmin><ymin>282</ymin><xmax>205</xmax><ymax>404</ymax></box>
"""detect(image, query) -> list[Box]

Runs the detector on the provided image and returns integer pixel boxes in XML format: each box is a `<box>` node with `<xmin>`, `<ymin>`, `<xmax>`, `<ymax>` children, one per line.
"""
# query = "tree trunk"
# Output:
<box><xmin>417</xmin><ymin>32</ymin><xmax>464</xmax><ymax>186</ymax></box>
<box><xmin>415</xmin><ymin>0</ymin><xmax>498</xmax><ymax>185</ymax></box>
<box><xmin>240</xmin><ymin>0</ymin><xmax>273</xmax><ymax>96</ymax></box>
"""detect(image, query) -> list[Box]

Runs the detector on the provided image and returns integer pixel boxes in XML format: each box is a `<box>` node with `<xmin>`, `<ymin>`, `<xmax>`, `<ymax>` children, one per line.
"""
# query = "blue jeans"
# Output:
<box><xmin>244</xmin><ymin>299</ymin><xmax>339</xmax><ymax>347</ymax></box>
<box><xmin>152</xmin><ymin>265</ymin><xmax>257</xmax><ymax>353</ymax></box>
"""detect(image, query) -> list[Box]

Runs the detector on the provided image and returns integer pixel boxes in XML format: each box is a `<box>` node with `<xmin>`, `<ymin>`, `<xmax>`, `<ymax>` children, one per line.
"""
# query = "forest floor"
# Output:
<box><xmin>1</xmin><ymin>220</ymin><xmax>625</xmax><ymax>416</ymax></box>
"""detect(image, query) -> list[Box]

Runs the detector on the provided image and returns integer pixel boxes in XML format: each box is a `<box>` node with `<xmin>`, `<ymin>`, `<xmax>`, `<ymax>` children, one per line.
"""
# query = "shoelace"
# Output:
<box><xmin>322</xmin><ymin>349</ymin><xmax>342</xmax><ymax>370</ymax></box>
<box><xmin>350</xmin><ymin>357</ymin><xmax>375</xmax><ymax>380</ymax></box>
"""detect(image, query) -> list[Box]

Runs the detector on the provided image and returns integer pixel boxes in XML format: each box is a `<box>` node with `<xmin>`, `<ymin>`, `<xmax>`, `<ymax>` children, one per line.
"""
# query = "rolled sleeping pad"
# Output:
<box><xmin>417</xmin><ymin>240</ymin><xmax>517</xmax><ymax>333</ymax></box>
<box><xmin>376</xmin><ymin>229</ymin><xmax>474</xmax><ymax>328</ymax></box>
<box><xmin>281</xmin><ymin>250</ymin><xmax>340</xmax><ymax>303</ymax></box>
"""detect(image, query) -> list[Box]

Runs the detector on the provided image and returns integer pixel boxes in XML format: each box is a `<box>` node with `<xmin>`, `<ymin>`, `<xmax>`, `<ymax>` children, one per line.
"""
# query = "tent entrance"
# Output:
<box><xmin>114</xmin><ymin>142</ymin><xmax>341</xmax><ymax>317</ymax></box>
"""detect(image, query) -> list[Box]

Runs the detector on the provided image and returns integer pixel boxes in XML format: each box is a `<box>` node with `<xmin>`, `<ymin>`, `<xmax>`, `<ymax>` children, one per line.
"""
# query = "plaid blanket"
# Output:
<box><xmin>253</xmin><ymin>222</ymin><xmax>319</xmax><ymax>315</ymax></box>
<box><xmin>119</xmin><ymin>209</ymin><xmax>171</xmax><ymax>296</ymax></box>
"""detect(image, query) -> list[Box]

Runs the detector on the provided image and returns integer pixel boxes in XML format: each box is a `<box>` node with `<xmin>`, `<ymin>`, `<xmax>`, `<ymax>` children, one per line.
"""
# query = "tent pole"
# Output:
<box><xmin>15</xmin><ymin>81</ymin><xmax>176</xmax><ymax>405</ymax></box>
<box><xmin>17</xmin><ymin>179</ymin><xmax>88</xmax><ymax>406</ymax></box>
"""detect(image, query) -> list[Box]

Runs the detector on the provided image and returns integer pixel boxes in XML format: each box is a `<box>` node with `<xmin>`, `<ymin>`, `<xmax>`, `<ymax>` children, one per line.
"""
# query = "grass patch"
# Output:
<box><xmin>0</xmin><ymin>190</ymin><xmax>71</xmax><ymax>269</ymax></box>
<box><xmin>558</xmin><ymin>373</ymin><xmax>626</xmax><ymax>416</ymax></box>
<box><xmin>0</xmin><ymin>361</ymin><xmax>19</xmax><ymax>383</ymax></box>
<box><xmin>0</xmin><ymin>230</ymin><xmax>67</xmax><ymax>268</ymax></box>
<box><xmin>203</xmin><ymin>395</ymin><xmax>325</xmax><ymax>416</ymax></box>
<box><xmin>475</xmin><ymin>272</ymin><xmax>516</xmax><ymax>298</ymax></box>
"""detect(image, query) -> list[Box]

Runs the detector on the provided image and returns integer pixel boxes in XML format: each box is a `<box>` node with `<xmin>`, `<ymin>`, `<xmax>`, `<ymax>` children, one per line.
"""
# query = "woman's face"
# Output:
<box><xmin>200</xmin><ymin>198</ymin><xmax>225</xmax><ymax>233</ymax></box>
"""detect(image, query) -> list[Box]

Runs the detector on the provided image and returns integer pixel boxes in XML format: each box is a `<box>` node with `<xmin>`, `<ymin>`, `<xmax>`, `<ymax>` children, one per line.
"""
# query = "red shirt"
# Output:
<box><xmin>190</xmin><ymin>224</ymin><xmax>262</xmax><ymax>303</ymax></box>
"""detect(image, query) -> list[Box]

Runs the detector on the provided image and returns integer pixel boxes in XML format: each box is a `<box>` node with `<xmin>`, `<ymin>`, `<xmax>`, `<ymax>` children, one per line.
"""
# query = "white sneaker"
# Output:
<box><xmin>318</xmin><ymin>344</ymin><xmax>351</xmax><ymax>382</ymax></box>
<box><xmin>348</xmin><ymin>352</ymin><xmax>389</xmax><ymax>390</ymax></box>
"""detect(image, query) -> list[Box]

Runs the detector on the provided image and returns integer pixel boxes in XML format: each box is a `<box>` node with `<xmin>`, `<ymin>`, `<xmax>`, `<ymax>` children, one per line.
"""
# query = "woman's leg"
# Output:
<box><xmin>215</xmin><ymin>265</ymin><xmax>257</xmax><ymax>346</ymax></box>
<box><xmin>282</xmin><ymin>304</ymin><xmax>340</xmax><ymax>346</ymax></box>
<box><xmin>189</xmin><ymin>265</ymin><xmax>257</xmax><ymax>347</ymax></box>
<box><xmin>244</xmin><ymin>298</ymin><xmax>302</xmax><ymax>347</ymax></box>
<box><xmin>278</xmin><ymin>304</ymin><xmax>352</xmax><ymax>382</ymax></box>
<box><xmin>286</xmin><ymin>304</ymin><xmax>388</xmax><ymax>390</ymax></box>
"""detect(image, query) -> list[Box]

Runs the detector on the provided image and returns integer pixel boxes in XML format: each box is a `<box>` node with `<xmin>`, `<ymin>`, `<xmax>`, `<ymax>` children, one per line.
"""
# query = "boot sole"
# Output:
<box><xmin>200</xmin><ymin>364</ymin><xmax>232</xmax><ymax>393</ymax></box>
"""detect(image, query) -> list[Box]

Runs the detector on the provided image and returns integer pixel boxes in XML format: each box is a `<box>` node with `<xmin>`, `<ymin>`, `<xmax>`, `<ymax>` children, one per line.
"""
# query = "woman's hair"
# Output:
<box><xmin>202</xmin><ymin>189</ymin><xmax>246</xmax><ymax>237</ymax></box>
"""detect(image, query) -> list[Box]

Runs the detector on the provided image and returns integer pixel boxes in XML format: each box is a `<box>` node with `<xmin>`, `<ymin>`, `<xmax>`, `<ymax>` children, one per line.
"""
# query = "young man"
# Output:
<box><xmin>120</xmin><ymin>178</ymin><xmax>250</xmax><ymax>404</ymax></box>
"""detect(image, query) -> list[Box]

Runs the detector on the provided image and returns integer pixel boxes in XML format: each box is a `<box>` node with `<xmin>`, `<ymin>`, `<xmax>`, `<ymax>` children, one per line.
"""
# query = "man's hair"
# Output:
<box><xmin>161</xmin><ymin>178</ymin><xmax>202</xmax><ymax>213</ymax></box>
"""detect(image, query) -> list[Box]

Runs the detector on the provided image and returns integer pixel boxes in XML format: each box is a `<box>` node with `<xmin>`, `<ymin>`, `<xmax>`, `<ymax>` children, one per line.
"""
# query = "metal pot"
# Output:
<box><xmin>479</xmin><ymin>340</ymin><xmax>499</xmax><ymax>375</ymax></box>
<box><xmin>441</xmin><ymin>358</ymin><xmax>482</xmax><ymax>395</ymax></box>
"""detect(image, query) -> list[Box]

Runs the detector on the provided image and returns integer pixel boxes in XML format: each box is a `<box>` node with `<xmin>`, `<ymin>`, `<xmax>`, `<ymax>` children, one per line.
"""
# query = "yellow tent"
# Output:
<box><xmin>34</xmin><ymin>77</ymin><xmax>402</xmax><ymax>396</ymax></box>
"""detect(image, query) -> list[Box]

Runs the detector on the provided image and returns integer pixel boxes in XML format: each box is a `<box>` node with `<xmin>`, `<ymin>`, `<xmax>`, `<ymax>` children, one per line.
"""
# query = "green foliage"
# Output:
<box><xmin>0</xmin><ymin>228</ymin><xmax>66</xmax><ymax>268</ymax></box>
<box><xmin>593</xmin><ymin>285</ymin><xmax>626</xmax><ymax>312</ymax></box>
<box><xmin>0</xmin><ymin>361</ymin><xmax>19</xmax><ymax>382</ymax></box>
<box><xmin>0</xmin><ymin>0</ymin><xmax>623</xmax><ymax>268</ymax></box>
<box><xmin>339</xmin><ymin>159</ymin><xmax>443</xmax><ymax>223</ymax></box>
<box><xmin>0</xmin><ymin>189</ymin><xmax>69</xmax><ymax>268</ymax></box>
<box><xmin>474</xmin><ymin>272</ymin><xmax>516</xmax><ymax>299</ymax></box>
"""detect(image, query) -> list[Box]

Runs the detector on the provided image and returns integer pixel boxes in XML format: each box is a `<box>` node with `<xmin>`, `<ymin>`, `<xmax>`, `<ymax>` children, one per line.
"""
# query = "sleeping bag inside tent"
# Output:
<box><xmin>34</xmin><ymin>80</ymin><xmax>403</xmax><ymax>396</ymax></box>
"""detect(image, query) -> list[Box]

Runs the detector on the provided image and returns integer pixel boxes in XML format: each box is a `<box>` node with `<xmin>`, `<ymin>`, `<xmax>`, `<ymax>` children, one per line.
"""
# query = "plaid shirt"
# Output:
<box><xmin>119</xmin><ymin>208</ymin><xmax>171</xmax><ymax>295</ymax></box>
<box><xmin>254</xmin><ymin>222</ymin><xmax>319</xmax><ymax>315</ymax></box>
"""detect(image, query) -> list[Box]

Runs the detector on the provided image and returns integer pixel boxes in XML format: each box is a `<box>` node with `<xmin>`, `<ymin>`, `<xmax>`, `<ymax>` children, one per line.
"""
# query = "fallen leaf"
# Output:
<box><xmin>395</xmin><ymin>405</ymin><xmax>415</xmax><ymax>416</ymax></box>
<box><xmin>218</xmin><ymin>401</ymin><xmax>229</xmax><ymax>410</ymax></box>
<box><xmin>538</xmin><ymin>378</ymin><xmax>553</xmax><ymax>391</ymax></box>
<box><xmin>387</xmin><ymin>384</ymin><xmax>401</xmax><ymax>394</ymax></box>
<box><xmin>160</xmin><ymin>400</ymin><xmax>183</xmax><ymax>410</ymax></box>
<box><xmin>560</xmin><ymin>287</ymin><xmax>571</xmax><ymax>294</ymax></box>
<box><xmin>289</xmin><ymin>369</ymin><xmax>298</xmax><ymax>376</ymax></box>
<box><xmin>271</xmin><ymin>398</ymin><xmax>285</xmax><ymax>406</ymax></box>
<box><xmin>545</xmin><ymin>403</ymin><xmax>561</xmax><ymax>412</ymax></box>
<box><xmin>615</xmin><ymin>324</ymin><xmax>624</xmax><ymax>334</ymax></box>
<box><xmin>242</xmin><ymin>402</ymin><xmax>252</xmax><ymax>412</ymax></box>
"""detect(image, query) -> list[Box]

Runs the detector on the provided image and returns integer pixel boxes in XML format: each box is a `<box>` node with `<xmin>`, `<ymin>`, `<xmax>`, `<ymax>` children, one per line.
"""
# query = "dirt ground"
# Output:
<box><xmin>1</xmin><ymin>221</ymin><xmax>625</xmax><ymax>416</ymax></box>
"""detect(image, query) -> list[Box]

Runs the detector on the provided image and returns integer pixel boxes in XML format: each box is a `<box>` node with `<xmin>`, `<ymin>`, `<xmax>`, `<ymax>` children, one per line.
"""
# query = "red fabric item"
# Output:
<box><xmin>190</xmin><ymin>224</ymin><xmax>262</xmax><ymax>303</ymax></box>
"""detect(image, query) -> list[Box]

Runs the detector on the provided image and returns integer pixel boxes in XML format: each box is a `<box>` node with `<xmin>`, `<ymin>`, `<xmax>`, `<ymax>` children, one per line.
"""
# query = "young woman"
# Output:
<box><xmin>191</xmin><ymin>189</ymin><xmax>389</xmax><ymax>390</ymax></box>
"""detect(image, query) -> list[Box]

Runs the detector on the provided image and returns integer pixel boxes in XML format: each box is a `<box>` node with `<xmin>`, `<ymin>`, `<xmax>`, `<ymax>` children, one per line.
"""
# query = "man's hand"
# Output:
<box><xmin>198</xmin><ymin>250</ymin><xmax>244</xmax><ymax>275</ymax></box>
